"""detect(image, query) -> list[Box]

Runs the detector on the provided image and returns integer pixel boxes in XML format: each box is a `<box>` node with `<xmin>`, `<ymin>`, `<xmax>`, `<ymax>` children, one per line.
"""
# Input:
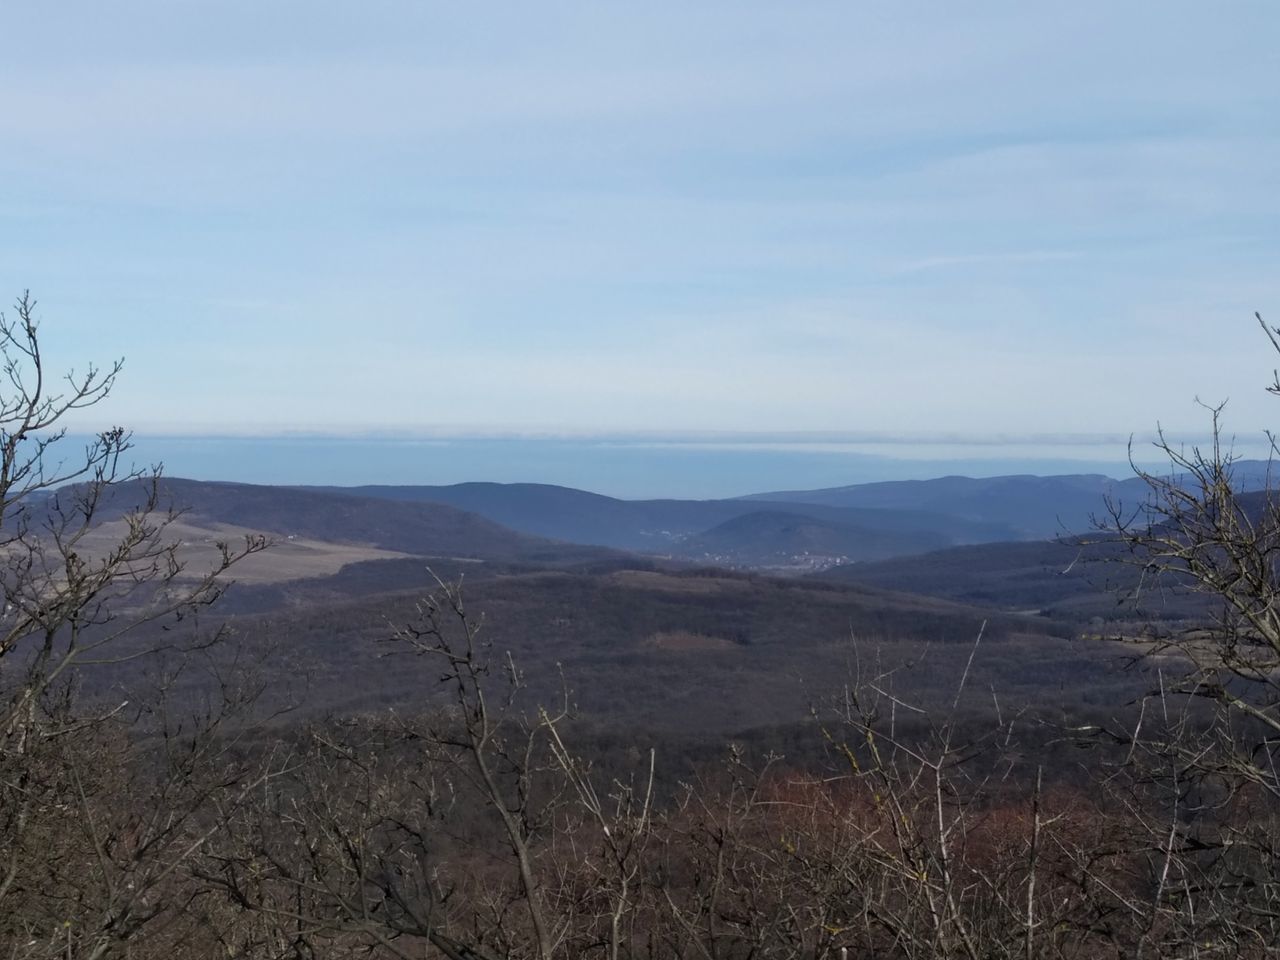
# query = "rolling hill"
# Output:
<box><xmin>671</xmin><ymin>509</ymin><xmax>950</xmax><ymax>570</ymax></box>
<box><xmin>745</xmin><ymin>474</ymin><xmax>1144</xmax><ymax>539</ymax></box>
<box><xmin>54</xmin><ymin>477</ymin><xmax>624</xmax><ymax>569</ymax></box>
<box><xmin>747</xmin><ymin>461</ymin><xmax>1279</xmax><ymax>540</ymax></box>
<box><xmin>58</xmin><ymin>476</ymin><xmax>1162</xmax><ymax>732</ymax></box>
<box><xmin>197</xmin><ymin>563</ymin><xmax>1133</xmax><ymax>731</ymax></box>
<box><xmin>302</xmin><ymin>481</ymin><xmax>1020</xmax><ymax>554</ymax></box>
<box><xmin>813</xmin><ymin>536</ymin><xmax>1206</xmax><ymax>623</ymax></box>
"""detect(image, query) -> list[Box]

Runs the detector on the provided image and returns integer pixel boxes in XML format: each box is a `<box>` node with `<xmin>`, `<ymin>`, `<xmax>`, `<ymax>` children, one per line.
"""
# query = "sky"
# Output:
<box><xmin>1</xmin><ymin>3</ymin><xmax>1278</xmax><ymax>494</ymax></box>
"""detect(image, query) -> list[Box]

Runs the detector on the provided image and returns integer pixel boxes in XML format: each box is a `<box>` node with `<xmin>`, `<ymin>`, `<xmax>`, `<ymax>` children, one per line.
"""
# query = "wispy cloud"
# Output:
<box><xmin>890</xmin><ymin>251</ymin><xmax>1083</xmax><ymax>275</ymax></box>
<box><xmin>1</xmin><ymin>2</ymin><xmax>1277</xmax><ymax>457</ymax></box>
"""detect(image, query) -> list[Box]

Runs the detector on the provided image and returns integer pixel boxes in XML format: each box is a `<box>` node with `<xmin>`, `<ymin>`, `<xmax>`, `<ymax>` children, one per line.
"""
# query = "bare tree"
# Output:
<box><xmin>1099</xmin><ymin>316</ymin><xmax>1280</xmax><ymax>787</ymax></box>
<box><xmin>199</xmin><ymin>572</ymin><xmax>673</xmax><ymax>960</ymax></box>
<box><xmin>0</xmin><ymin>292</ymin><xmax>270</xmax><ymax>959</ymax></box>
<box><xmin>1083</xmin><ymin>311</ymin><xmax>1280</xmax><ymax>953</ymax></box>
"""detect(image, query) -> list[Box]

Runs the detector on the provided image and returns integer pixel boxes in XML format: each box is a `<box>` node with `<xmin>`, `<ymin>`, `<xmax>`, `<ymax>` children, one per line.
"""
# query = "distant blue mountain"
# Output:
<box><xmin>302</xmin><ymin>481</ymin><xmax>1020</xmax><ymax>556</ymax></box>
<box><xmin>751</xmin><ymin>460</ymin><xmax>1280</xmax><ymax>539</ymax></box>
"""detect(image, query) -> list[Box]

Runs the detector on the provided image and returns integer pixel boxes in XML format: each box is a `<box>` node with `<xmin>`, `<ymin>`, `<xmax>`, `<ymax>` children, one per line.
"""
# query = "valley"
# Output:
<box><xmin>67</xmin><ymin>470</ymin><xmax>1194</xmax><ymax>735</ymax></box>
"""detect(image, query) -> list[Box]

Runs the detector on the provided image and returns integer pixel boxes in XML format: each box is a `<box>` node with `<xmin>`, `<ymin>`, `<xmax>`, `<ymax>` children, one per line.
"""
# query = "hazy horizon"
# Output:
<box><xmin>109</xmin><ymin>430</ymin><xmax>1246</xmax><ymax>500</ymax></box>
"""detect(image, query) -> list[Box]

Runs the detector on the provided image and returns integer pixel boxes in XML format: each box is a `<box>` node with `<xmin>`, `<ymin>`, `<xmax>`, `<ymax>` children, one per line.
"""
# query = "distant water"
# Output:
<box><xmin>96</xmin><ymin>433</ymin><xmax>1182</xmax><ymax>500</ymax></box>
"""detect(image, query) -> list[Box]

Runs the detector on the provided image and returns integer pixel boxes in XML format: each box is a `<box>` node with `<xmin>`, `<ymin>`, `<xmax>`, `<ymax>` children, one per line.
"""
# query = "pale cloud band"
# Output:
<box><xmin>1</xmin><ymin>2</ymin><xmax>1276</xmax><ymax>455</ymax></box>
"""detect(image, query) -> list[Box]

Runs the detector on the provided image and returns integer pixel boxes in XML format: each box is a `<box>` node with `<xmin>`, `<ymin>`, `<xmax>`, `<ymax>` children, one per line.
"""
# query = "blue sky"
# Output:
<box><xmin>2</xmin><ymin>3</ymin><xmax>1278</xmax><ymax>491</ymax></box>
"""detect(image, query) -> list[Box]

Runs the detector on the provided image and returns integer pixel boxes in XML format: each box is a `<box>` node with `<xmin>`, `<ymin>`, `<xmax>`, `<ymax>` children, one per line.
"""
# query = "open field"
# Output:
<box><xmin>74</xmin><ymin>518</ymin><xmax>418</xmax><ymax>584</ymax></box>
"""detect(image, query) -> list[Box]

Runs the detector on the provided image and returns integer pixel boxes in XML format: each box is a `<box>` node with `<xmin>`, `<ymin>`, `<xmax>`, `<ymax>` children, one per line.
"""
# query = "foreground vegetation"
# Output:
<box><xmin>5</xmin><ymin>295</ymin><xmax>1280</xmax><ymax>958</ymax></box>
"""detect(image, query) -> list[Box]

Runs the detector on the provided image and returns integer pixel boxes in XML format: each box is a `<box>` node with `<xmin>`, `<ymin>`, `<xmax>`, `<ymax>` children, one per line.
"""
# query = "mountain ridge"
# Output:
<box><xmin>300</xmin><ymin>481</ymin><xmax>1021</xmax><ymax>554</ymax></box>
